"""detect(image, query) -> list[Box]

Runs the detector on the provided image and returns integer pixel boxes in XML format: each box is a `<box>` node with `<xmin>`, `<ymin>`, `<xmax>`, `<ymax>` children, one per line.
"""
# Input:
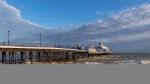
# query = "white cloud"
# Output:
<box><xmin>59</xmin><ymin>3</ymin><xmax>150</xmax><ymax>52</ymax></box>
<box><xmin>0</xmin><ymin>0</ymin><xmax>60</xmax><ymax>42</ymax></box>
<box><xmin>0</xmin><ymin>0</ymin><xmax>20</xmax><ymax>19</ymax></box>
<box><xmin>1</xmin><ymin>0</ymin><xmax>150</xmax><ymax>52</ymax></box>
<box><xmin>92</xmin><ymin>4</ymin><xmax>150</xmax><ymax>42</ymax></box>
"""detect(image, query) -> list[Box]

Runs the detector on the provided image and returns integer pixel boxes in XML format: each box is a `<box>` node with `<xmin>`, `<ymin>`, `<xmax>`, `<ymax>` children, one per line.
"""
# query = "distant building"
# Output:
<box><xmin>74</xmin><ymin>43</ymin><xmax>84</xmax><ymax>50</ymax></box>
<box><xmin>76</xmin><ymin>41</ymin><xmax>111</xmax><ymax>54</ymax></box>
<box><xmin>87</xmin><ymin>42</ymin><xmax>96</xmax><ymax>53</ymax></box>
<box><xmin>96</xmin><ymin>41</ymin><xmax>110</xmax><ymax>53</ymax></box>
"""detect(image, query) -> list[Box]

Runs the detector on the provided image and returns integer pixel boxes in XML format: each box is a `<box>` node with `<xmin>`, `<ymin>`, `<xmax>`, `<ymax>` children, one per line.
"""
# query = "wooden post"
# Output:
<box><xmin>14</xmin><ymin>52</ymin><xmax>17</xmax><ymax>64</ymax></box>
<box><xmin>45</xmin><ymin>52</ymin><xmax>48</xmax><ymax>63</ymax></box>
<box><xmin>11</xmin><ymin>52</ymin><xmax>15</xmax><ymax>64</ymax></box>
<box><xmin>2</xmin><ymin>51</ymin><xmax>6</xmax><ymax>64</ymax></box>
<box><xmin>52</xmin><ymin>51</ymin><xmax>54</xmax><ymax>62</ymax></box>
<box><xmin>37</xmin><ymin>52</ymin><xmax>41</xmax><ymax>63</ymax></box>
<box><xmin>41</xmin><ymin>52</ymin><xmax>45</xmax><ymax>64</ymax></box>
<box><xmin>53</xmin><ymin>51</ymin><xmax>55</xmax><ymax>62</ymax></box>
<box><xmin>29</xmin><ymin>52</ymin><xmax>33</xmax><ymax>64</ymax></box>
<box><xmin>20</xmin><ymin>52</ymin><xmax>24</xmax><ymax>64</ymax></box>
<box><xmin>48</xmin><ymin>51</ymin><xmax>52</xmax><ymax>64</ymax></box>
<box><xmin>8</xmin><ymin>51</ymin><xmax>11</xmax><ymax>64</ymax></box>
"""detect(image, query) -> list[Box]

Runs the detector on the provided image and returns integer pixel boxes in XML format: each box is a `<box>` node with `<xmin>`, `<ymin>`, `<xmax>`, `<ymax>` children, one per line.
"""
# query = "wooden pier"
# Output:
<box><xmin>0</xmin><ymin>46</ymin><xmax>109</xmax><ymax>64</ymax></box>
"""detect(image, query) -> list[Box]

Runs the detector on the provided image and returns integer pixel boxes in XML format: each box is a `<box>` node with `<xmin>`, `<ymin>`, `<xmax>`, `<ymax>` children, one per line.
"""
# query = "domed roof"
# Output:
<box><xmin>97</xmin><ymin>41</ymin><xmax>109</xmax><ymax>50</ymax></box>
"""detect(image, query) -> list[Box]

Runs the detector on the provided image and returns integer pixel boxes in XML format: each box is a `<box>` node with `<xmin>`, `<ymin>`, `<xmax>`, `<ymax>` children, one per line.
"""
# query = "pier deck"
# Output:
<box><xmin>0</xmin><ymin>46</ymin><xmax>109</xmax><ymax>64</ymax></box>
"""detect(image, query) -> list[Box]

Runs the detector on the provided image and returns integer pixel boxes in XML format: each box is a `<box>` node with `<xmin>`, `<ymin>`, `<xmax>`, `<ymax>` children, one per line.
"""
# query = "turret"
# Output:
<box><xmin>99</xmin><ymin>41</ymin><xmax>103</xmax><ymax>46</ymax></box>
<box><xmin>97</xmin><ymin>40</ymin><xmax>110</xmax><ymax>53</ymax></box>
<box><xmin>87</xmin><ymin>42</ymin><xmax>96</xmax><ymax>53</ymax></box>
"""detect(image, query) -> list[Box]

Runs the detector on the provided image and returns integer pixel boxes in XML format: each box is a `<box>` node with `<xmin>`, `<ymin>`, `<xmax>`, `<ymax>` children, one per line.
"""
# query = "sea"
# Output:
<box><xmin>75</xmin><ymin>53</ymin><xmax>150</xmax><ymax>64</ymax></box>
<box><xmin>0</xmin><ymin>53</ymin><xmax>150</xmax><ymax>64</ymax></box>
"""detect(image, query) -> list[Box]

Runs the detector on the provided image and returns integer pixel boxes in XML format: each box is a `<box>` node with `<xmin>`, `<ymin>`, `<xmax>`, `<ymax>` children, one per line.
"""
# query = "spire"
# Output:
<box><xmin>99</xmin><ymin>40</ymin><xmax>104</xmax><ymax>46</ymax></box>
<box><xmin>89</xmin><ymin>42</ymin><xmax>93</xmax><ymax>48</ymax></box>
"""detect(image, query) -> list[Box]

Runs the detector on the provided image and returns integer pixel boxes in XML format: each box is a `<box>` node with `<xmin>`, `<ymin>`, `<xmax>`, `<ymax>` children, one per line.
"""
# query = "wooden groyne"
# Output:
<box><xmin>0</xmin><ymin>46</ymin><xmax>110</xmax><ymax>64</ymax></box>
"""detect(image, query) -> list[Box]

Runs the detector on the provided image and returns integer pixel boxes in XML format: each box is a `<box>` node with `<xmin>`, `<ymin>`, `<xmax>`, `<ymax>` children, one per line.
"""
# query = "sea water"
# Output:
<box><xmin>77</xmin><ymin>53</ymin><xmax>150</xmax><ymax>64</ymax></box>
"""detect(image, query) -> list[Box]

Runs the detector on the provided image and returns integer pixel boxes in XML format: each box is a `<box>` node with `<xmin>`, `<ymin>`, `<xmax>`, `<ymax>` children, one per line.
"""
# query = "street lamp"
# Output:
<box><xmin>40</xmin><ymin>33</ymin><xmax>42</xmax><ymax>47</ymax></box>
<box><xmin>8</xmin><ymin>30</ymin><xmax>10</xmax><ymax>46</ymax></box>
<box><xmin>23</xmin><ymin>39</ymin><xmax>25</xmax><ymax>46</ymax></box>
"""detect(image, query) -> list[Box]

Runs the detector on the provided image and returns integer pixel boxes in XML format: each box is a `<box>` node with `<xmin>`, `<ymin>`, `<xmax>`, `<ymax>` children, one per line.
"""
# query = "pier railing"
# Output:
<box><xmin>0</xmin><ymin>41</ymin><xmax>77</xmax><ymax>49</ymax></box>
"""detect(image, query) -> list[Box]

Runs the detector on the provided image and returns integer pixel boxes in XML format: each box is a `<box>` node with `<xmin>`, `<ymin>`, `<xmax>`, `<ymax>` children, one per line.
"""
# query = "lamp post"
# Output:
<box><xmin>58</xmin><ymin>34</ymin><xmax>61</xmax><ymax>47</ymax></box>
<box><xmin>23</xmin><ymin>39</ymin><xmax>25</xmax><ymax>46</ymax></box>
<box><xmin>8</xmin><ymin>30</ymin><xmax>10</xmax><ymax>46</ymax></box>
<box><xmin>40</xmin><ymin>33</ymin><xmax>42</xmax><ymax>47</ymax></box>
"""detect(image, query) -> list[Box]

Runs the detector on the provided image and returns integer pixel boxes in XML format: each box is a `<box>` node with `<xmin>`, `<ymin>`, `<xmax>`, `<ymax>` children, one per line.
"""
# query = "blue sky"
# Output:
<box><xmin>1</xmin><ymin>0</ymin><xmax>150</xmax><ymax>52</ymax></box>
<box><xmin>6</xmin><ymin>0</ymin><xmax>150</xmax><ymax>28</ymax></box>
